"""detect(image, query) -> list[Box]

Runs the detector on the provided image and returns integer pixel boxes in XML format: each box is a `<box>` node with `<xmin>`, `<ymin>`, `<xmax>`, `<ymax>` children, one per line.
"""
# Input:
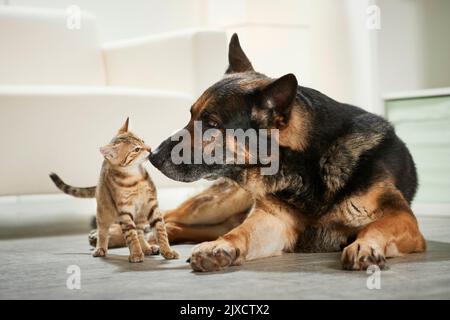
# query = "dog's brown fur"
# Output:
<box><xmin>96</xmin><ymin>175</ymin><xmax>424</xmax><ymax>271</ymax></box>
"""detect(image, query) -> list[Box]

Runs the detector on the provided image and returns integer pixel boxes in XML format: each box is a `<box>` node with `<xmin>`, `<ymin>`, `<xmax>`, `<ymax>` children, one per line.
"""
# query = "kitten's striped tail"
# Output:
<box><xmin>49</xmin><ymin>173</ymin><xmax>96</xmax><ymax>198</ymax></box>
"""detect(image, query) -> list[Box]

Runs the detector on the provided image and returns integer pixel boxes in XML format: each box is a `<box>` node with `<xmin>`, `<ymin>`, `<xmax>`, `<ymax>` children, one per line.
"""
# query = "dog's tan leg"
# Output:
<box><xmin>341</xmin><ymin>190</ymin><xmax>426</xmax><ymax>270</ymax></box>
<box><xmin>88</xmin><ymin>209</ymin><xmax>245</xmax><ymax>249</ymax></box>
<box><xmin>89</xmin><ymin>180</ymin><xmax>252</xmax><ymax>248</ymax></box>
<box><xmin>189</xmin><ymin>197</ymin><xmax>303</xmax><ymax>272</ymax></box>
<box><xmin>89</xmin><ymin>223</ymin><xmax>126</xmax><ymax>248</ymax></box>
<box><xmin>164</xmin><ymin>179</ymin><xmax>253</xmax><ymax>225</ymax></box>
<box><xmin>148</xmin><ymin>211</ymin><xmax>248</xmax><ymax>244</ymax></box>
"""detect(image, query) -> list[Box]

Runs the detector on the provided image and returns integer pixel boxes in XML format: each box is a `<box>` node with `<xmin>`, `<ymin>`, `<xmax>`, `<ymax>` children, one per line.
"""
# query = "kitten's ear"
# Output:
<box><xmin>260</xmin><ymin>73</ymin><xmax>298</xmax><ymax>117</ymax></box>
<box><xmin>118</xmin><ymin>117</ymin><xmax>129</xmax><ymax>134</ymax></box>
<box><xmin>226</xmin><ymin>33</ymin><xmax>254</xmax><ymax>74</ymax></box>
<box><xmin>100</xmin><ymin>144</ymin><xmax>117</xmax><ymax>160</ymax></box>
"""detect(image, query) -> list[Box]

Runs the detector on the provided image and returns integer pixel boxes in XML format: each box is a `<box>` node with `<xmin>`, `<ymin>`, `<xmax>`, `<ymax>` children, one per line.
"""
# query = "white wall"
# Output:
<box><xmin>5</xmin><ymin>0</ymin><xmax>449</xmax><ymax>107</ymax></box>
<box><xmin>204</xmin><ymin>0</ymin><xmax>380</xmax><ymax>112</ymax></box>
<box><xmin>5</xmin><ymin>0</ymin><xmax>378</xmax><ymax>110</ymax></box>
<box><xmin>308</xmin><ymin>0</ymin><xmax>380</xmax><ymax>112</ymax></box>
<box><xmin>205</xmin><ymin>0</ymin><xmax>312</xmax><ymax>86</ymax></box>
<box><xmin>377</xmin><ymin>0</ymin><xmax>450</xmax><ymax>95</ymax></box>
<box><xmin>7</xmin><ymin>0</ymin><xmax>205</xmax><ymax>41</ymax></box>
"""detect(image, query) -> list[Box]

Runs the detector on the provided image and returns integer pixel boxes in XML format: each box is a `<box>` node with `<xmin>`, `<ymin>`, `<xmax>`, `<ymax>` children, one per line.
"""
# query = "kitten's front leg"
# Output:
<box><xmin>118</xmin><ymin>212</ymin><xmax>144</xmax><ymax>263</ymax></box>
<box><xmin>93</xmin><ymin>208</ymin><xmax>112</xmax><ymax>257</ymax></box>
<box><xmin>136</xmin><ymin>222</ymin><xmax>159</xmax><ymax>255</ymax></box>
<box><xmin>93</xmin><ymin>224</ymin><xmax>109</xmax><ymax>257</ymax></box>
<box><xmin>149</xmin><ymin>210</ymin><xmax>179</xmax><ymax>260</ymax></box>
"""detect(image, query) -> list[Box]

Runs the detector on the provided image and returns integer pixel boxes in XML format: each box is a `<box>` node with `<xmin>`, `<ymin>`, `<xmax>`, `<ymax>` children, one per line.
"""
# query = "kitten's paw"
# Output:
<box><xmin>128</xmin><ymin>252</ymin><xmax>144</xmax><ymax>263</ymax></box>
<box><xmin>92</xmin><ymin>247</ymin><xmax>106</xmax><ymax>257</ymax></box>
<box><xmin>161</xmin><ymin>249</ymin><xmax>179</xmax><ymax>260</ymax></box>
<box><xmin>143</xmin><ymin>245</ymin><xmax>160</xmax><ymax>256</ymax></box>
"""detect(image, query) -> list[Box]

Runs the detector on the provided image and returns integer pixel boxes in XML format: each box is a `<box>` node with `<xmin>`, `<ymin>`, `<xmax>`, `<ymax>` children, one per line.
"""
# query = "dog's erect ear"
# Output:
<box><xmin>226</xmin><ymin>33</ymin><xmax>254</xmax><ymax>74</ymax></box>
<box><xmin>117</xmin><ymin>117</ymin><xmax>129</xmax><ymax>134</ymax></box>
<box><xmin>261</xmin><ymin>74</ymin><xmax>298</xmax><ymax>118</ymax></box>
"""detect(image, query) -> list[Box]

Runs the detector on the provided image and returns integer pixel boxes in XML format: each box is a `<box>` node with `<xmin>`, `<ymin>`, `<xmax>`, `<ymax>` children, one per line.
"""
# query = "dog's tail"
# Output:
<box><xmin>49</xmin><ymin>173</ymin><xmax>96</xmax><ymax>198</ymax></box>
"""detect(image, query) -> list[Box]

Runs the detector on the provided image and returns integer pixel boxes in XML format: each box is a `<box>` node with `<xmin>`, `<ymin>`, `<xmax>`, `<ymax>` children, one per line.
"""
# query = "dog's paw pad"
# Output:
<box><xmin>341</xmin><ymin>241</ymin><xmax>386</xmax><ymax>271</ymax></box>
<box><xmin>189</xmin><ymin>241</ymin><xmax>238</xmax><ymax>272</ymax></box>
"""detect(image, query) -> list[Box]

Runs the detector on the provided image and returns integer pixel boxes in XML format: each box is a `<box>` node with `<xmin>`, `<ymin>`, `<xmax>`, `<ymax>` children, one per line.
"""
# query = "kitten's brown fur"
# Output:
<box><xmin>50</xmin><ymin>118</ymin><xmax>179</xmax><ymax>262</ymax></box>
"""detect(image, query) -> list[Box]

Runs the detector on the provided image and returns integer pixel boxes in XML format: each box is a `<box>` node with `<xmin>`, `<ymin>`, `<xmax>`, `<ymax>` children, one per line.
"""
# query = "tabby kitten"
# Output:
<box><xmin>50</xmin><ymin>118</ymin><xmax>179</xmax><ymax>262</ymax></box>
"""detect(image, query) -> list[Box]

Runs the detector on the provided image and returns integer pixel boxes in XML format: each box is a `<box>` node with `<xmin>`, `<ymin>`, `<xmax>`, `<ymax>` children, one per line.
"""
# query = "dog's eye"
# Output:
<box><xmin>207</xmin><ymin>120</ymin><xmax>219</xmax><ymax>128</ymax></box>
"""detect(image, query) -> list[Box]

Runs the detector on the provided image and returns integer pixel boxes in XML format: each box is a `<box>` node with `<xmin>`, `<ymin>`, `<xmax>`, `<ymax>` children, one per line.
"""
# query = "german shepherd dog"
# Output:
<box><xmin>96</xmin><ymin>34</ymin><xmax>426</xmax><ymax>272</ymax></box>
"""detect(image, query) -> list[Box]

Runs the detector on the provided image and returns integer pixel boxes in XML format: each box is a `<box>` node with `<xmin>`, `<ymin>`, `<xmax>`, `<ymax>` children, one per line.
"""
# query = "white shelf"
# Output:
<box><xmin>383</xmin><ymin>87</ymin><xmax>450</xmax><ymax>101</ymax></box>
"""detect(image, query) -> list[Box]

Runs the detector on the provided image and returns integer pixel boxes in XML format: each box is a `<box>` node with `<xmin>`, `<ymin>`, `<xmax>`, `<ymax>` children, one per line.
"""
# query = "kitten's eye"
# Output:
<box><xmin>133</xmin><ymin>147</ymin><xmax>141</xmax><ymax>152</ymax></box>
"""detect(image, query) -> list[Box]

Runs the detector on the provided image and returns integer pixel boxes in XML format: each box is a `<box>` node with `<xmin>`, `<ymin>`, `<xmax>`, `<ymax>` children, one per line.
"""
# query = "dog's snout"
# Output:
<box><xmin>148</xmin><ymin>135</ymin><xmax>203</xmax><ymax>182</ymax></box>
<box><xmin>148</xmin><ymin>147</ymin><xmax>160</xmax><ymax>164</ymax></box>
<box><xmin>148</xmin><ymin>147</ymin><xmax>156</xmax><ymax>159</ymax></box>
<box><xmin>148</xmin><ymin>141</ymin><xmax>168</xmax><ymax>169</ymax></box>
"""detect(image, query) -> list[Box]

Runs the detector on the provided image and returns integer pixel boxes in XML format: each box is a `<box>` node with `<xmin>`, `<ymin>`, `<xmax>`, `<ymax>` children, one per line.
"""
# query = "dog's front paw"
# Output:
<box><xmin>341</xmin><ymin>240</ymin><xmax>386</xmax><ymax>270</ymax></box>
<box><xmin>92</xmin><ymin>247</ymin><xmax>106</xmax><ymax>257</ymax></box>
<box><xmin>128</xmin><ymin>252</ymin><xmax>144</xmax><ymax>263</ymax></box>
<box><xmin>189</xmin><ymin>240</ymin><xmax>239</xmax><ymax>272</ymax></box>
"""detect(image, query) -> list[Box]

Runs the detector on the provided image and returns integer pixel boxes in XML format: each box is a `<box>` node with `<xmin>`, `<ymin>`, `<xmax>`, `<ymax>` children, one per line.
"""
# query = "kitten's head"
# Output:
<box><xmin>99</xmin><ymin>118</ymin><xmax>151</xmax><ymax>167</ymax></box>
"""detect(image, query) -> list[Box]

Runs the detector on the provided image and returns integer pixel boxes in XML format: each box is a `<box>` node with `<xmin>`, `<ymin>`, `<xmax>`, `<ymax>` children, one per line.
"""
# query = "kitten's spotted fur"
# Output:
<box><xmin>50</xmin><ymin>118</ymin><xmax>179</xmax><ymax>262</ymax></box>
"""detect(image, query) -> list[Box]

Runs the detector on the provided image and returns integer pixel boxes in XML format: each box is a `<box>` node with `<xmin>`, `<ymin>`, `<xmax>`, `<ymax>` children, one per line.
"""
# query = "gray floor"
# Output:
<box><xmin>1</xmin><ymin>216</ymin><xmax>450</xmax><ymax>299</ymax></box>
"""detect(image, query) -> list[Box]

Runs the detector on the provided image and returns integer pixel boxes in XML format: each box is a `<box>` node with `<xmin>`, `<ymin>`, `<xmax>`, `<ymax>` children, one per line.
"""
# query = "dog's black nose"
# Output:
<box><xmin>148</xmin><ymin>147</ymin><xmax>157</xmax><ymax>160</ymax></box>
<box><xmin>148</xmin><ymin>145</ymin><xmax>164</xmax><ymax>168</ymax></box>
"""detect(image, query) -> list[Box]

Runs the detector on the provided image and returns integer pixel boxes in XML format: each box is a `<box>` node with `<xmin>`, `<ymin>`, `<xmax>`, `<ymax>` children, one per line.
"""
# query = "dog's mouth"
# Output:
<box><xmin>148</xmin><ymin>138</ymin><xmax>245</xmax><ymax>183</ymax></box>
<box><xmin>159</xmin><ymin>166</ymin><xmax>206</xmax><ymax>183</ymax></box>
<box><xmin>203</xmin><ymin>173</ymin><xmax>221</xmax><ymax>181</ymax></box>
<box><xmin>147</xmin><ymin>146</ymin><xmax>164</xmax><ymax>168</ymax></box>
<box><xmin>149</xmin><ymin>153</ymin><xmax>232</xmax><ymax>183</ymax></box>
<box><xmin>148</xmin><ymin>152</ymin><xmax>201</xmax><ymax>182</ymax></box>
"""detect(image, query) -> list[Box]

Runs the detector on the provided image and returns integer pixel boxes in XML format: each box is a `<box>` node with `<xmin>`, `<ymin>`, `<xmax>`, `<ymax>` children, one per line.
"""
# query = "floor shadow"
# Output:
<box><xmin>386</xmin><ymin>240</ymin><xmax>450</xmax><ymax>266</ymax></box>
<box><xmin>100</xmin><ymin>254</ymin><xmax>191</xmax><ymax>273</ymax></box>
<box><xmin>190</xmin><ymin>240</ymin><xmax>450</xmax><ymax>275</ymax></box>
<box><xmin>52</xmin><ymin>240</ymin><xmax>450</xmax><ymax>275</ymax></box>
<box><xmin>54</xmin><ymin>252</ymin><xmax>94</xmax><ymax>256</ymax></box>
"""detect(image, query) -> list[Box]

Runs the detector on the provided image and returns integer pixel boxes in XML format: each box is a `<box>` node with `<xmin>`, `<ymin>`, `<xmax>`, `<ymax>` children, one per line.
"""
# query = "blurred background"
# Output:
<box><xmin>0</xmin><ymin>0</ymin><xmax>449</xmax><ymax>237</ymax></box>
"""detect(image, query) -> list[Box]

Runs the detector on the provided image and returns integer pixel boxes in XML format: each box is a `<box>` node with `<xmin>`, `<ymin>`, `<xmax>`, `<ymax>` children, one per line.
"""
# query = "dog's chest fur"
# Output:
<box><xmin>239</xmin><ymin>156</ymin><xmax>388</xmax><ymax>252</ymax></box>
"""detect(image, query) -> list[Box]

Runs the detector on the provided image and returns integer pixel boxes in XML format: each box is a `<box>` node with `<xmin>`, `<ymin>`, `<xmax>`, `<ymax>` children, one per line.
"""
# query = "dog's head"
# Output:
<box><xmin>150</xmin><ymin>34</ymin><xmax>303</xmax><ymax>183</ymax></box>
